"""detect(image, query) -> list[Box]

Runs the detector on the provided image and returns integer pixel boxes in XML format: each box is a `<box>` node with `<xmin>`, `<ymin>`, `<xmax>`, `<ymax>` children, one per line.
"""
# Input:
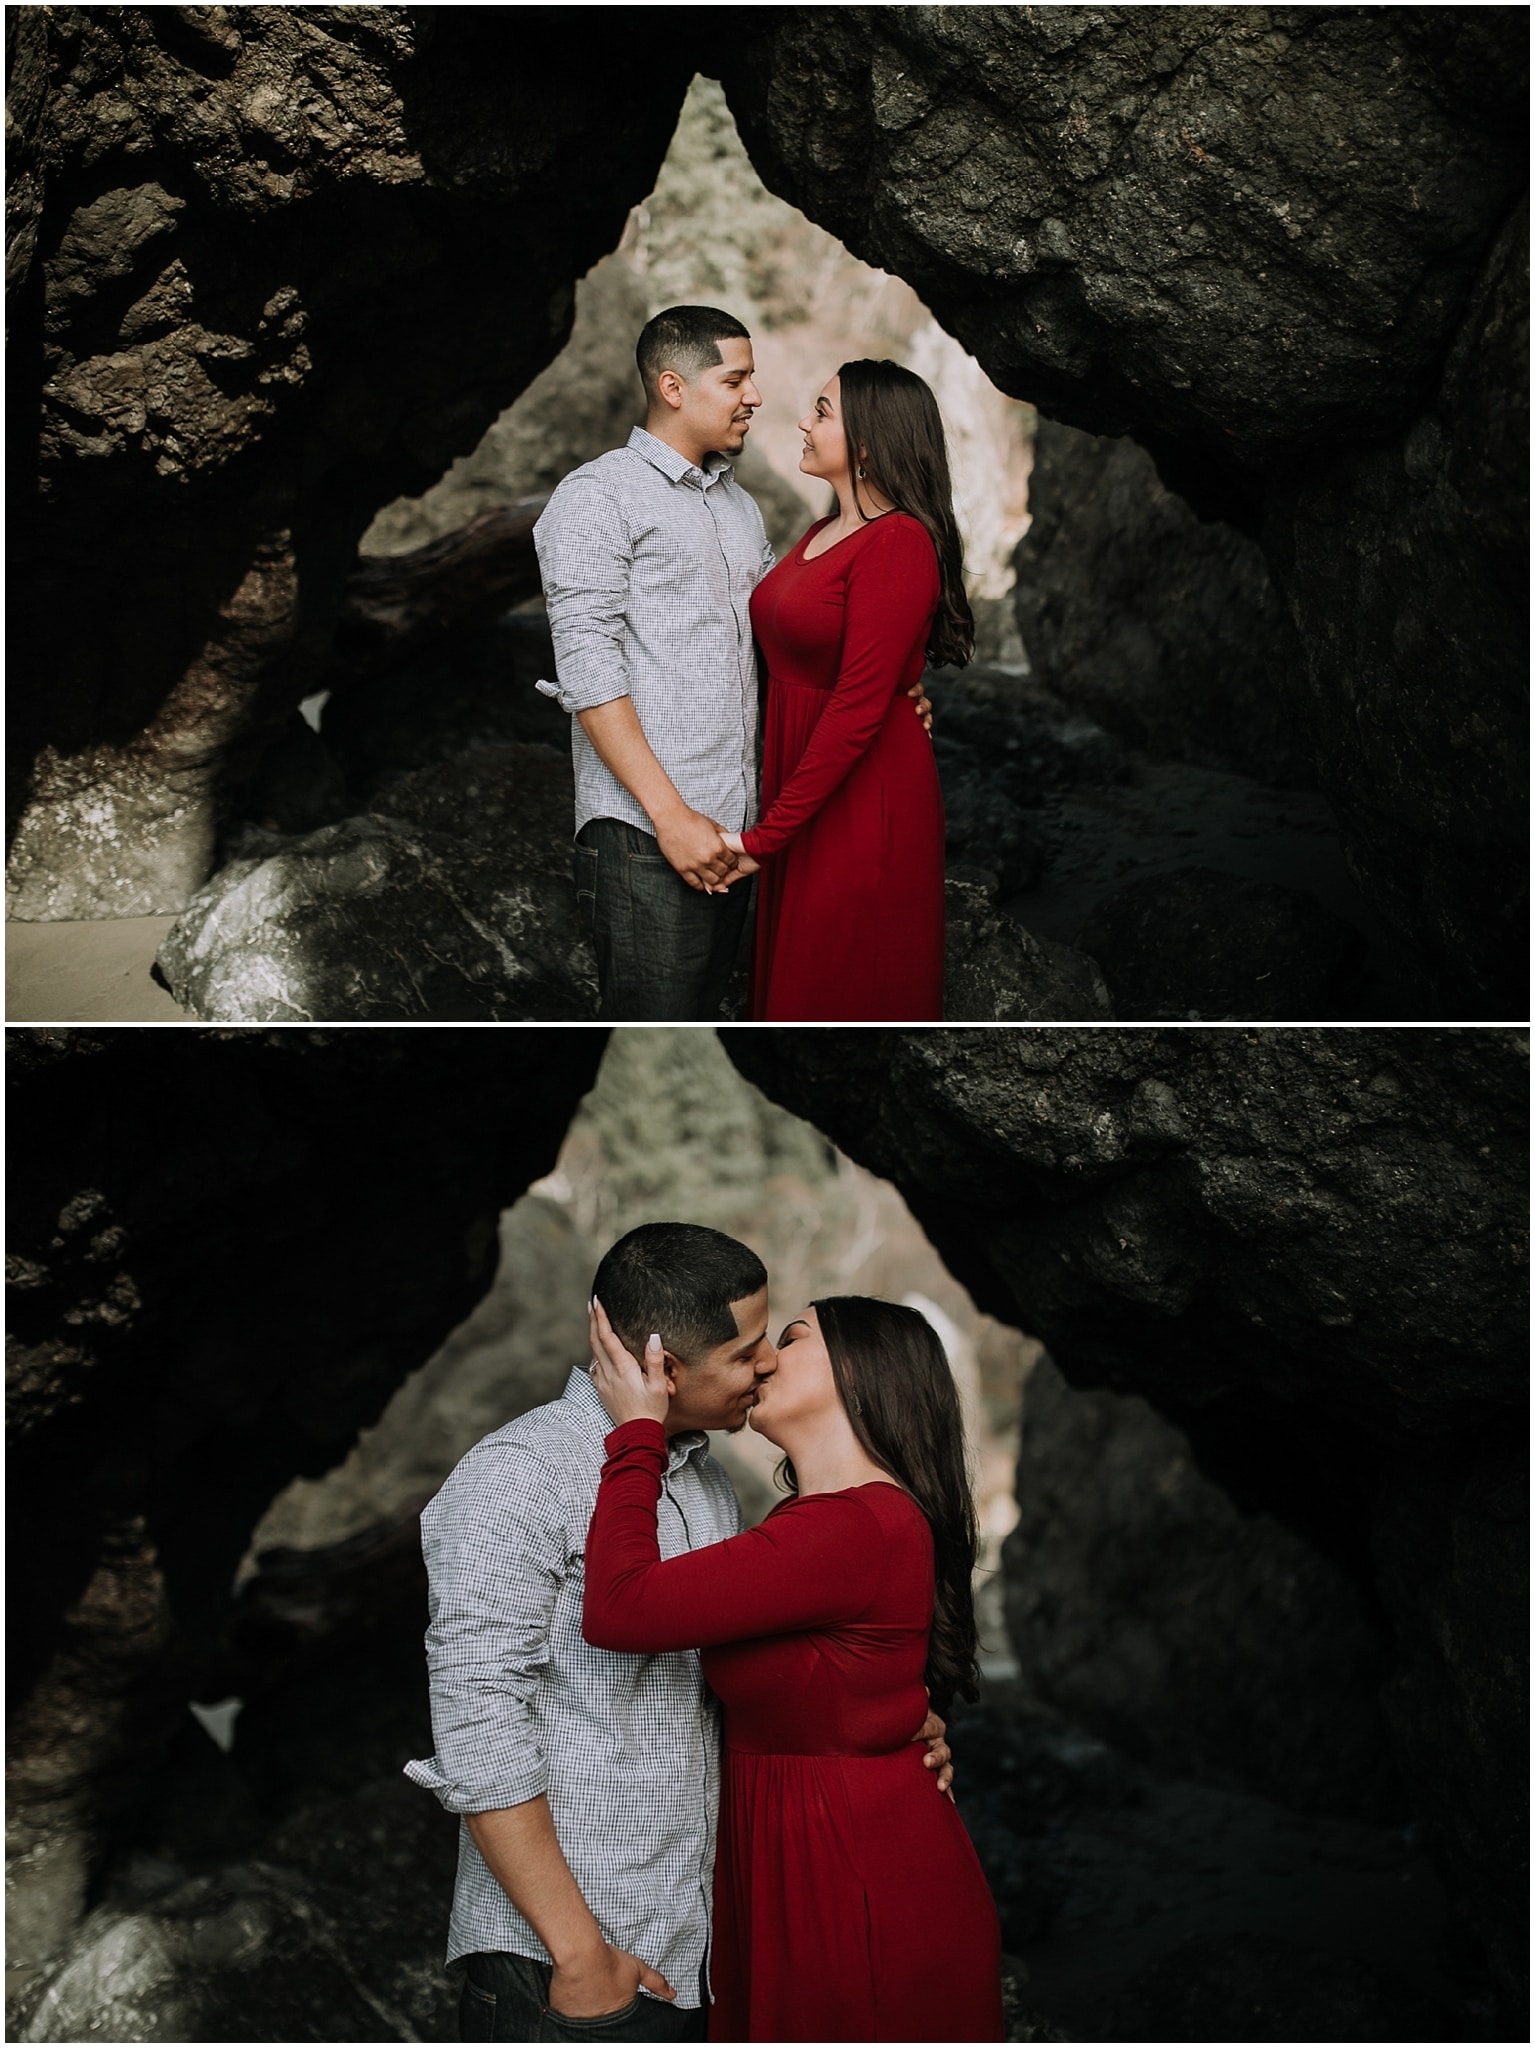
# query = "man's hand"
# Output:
<box><xmin>907</xmin><ymin>677</ymin><xmax>933</xmax><ymax>733</ymax></box>
<box><xmin>914</xmin><ymin>1707</ymin><xmax>955</xmax><ymax>1800</ymax></box>
<box><xmin>549</xmin><ymin>1940</ymin><xmax>675</xmax><ymax>2019</ymax></box>
<box><xmin>654</xmin><ymin>804</ymin><xmax>738</xmax><ymax>892</ymax></box>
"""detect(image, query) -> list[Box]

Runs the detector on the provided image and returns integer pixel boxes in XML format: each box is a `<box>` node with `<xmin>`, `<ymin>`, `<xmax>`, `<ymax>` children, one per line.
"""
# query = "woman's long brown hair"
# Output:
<box><xmin>777</xmin><ymin>1296</ymin><xmax>981</xmax><ymax>1716</ymax></box>
<box><xmin>837</xmin><ymin>358</ymin><xmax>975</xmax><ymax>670</ymax></box>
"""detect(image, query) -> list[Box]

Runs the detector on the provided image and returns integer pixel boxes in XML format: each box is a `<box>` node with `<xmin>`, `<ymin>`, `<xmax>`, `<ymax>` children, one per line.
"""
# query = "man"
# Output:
<box><xmin>407</xmin><ymin>1222</ymin><xmax>951</xmax><ymax>2042</ymax></box>
<box><xmin>534</xmin><ymin>307</ymin><xmax>769</xmax><ymax>1023</ymax></box>
<box><xmin>534</xmin><ymin>307</ymin><xmax>930</xmax><ymax>1023</ymax></box>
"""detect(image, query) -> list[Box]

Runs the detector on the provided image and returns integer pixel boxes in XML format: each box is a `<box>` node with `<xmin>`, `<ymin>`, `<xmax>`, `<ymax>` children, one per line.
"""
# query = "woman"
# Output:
<box><xmin>583</xmin><ymin>1295</ymin><xmax>1004</xmax><ymax>2044</ymax></box>
<box><xmin>721</xmin><ymin>360</ymin><xmax>974</xmax><ymax>1021</ymax></box>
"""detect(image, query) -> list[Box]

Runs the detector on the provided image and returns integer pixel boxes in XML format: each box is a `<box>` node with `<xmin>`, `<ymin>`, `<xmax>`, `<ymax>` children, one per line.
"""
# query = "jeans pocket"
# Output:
<box><xmin>459</xmin><ymin>1978</ymin><xmax>499</xmax><ymax>2042</ymax></box>
<box><xmin>540</xmin><ymin>1992</ymin><xmax>643</xmax><ymax>2039</ymax></box>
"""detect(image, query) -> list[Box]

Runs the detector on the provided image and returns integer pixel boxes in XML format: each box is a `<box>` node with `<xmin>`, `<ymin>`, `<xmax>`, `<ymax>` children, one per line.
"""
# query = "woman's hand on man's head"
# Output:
<box><xmin>589</xmin><ymin>1297</ymin><xmax>672</xmax><ymax>1428</ymax></box>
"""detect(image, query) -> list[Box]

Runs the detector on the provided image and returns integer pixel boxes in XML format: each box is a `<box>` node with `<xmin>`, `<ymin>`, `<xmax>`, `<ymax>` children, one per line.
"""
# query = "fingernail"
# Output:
<box><xmin>648</xmin><ymin>1332</ymin><xmax>662</xmax><ymax>1349</ymax></box>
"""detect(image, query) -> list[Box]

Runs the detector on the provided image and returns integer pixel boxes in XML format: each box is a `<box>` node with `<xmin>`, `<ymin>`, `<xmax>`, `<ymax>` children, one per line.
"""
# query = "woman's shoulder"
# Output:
<box><xmin>765</xmin><ymin>1485</ymin><xmax>898</xmax><ymax>1535</ymax></box>
<box><xmin>860</xmin><ymin>511</ymin><xmax>937</xmax><ymax>565</ymax></box>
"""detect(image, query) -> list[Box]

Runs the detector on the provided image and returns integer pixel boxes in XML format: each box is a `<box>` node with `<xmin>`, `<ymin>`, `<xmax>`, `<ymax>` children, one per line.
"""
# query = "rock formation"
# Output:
<box><xmin>720</xmin><ymin>6</ymin><xmax>1528</xmax><ymax>1005</ymax></box>
<box><xmin>5</xmin><ymin>1026</ymin><xmax>606</xmax><ymax>1973</ymax></box>
<box><xmin>154</xmin><ymin>743</ymin><xmax>598</xmax><ymax>1022</ymax></box>
<box><xmin>1013</xmin><ymin>419</ymin><xmax>1310</xmax><ymax>787</ymax></box>
<box><xmin>1077</xmin><ymin>865</ymin><xmax>1364</xmax><ymax>1020</ymax></box>
<box><xmin>725</xmin><ymin>1028</ymin><xmax>1528</xmax><ymax>2016</ymax></box>
<box><xmin>7</xmin><ymin>8</ymin><xmax>693</xmax><ymax>917</ymax></box>
<box><xmin>1004</xmin><ymin>1356</ymin><xmax>1398</xmax><ymax>1818</ymax></box>
<box><xmin>945</xmin><ymin>867</ymin><xmax>1112</xmax><ymax>1022</ymax></box>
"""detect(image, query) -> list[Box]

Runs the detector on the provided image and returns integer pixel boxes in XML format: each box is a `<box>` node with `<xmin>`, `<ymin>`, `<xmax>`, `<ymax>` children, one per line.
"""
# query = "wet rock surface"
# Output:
<box><xmin>155</xmin><ymin>744</ymin><xmax>597</xmax><ymax>1022</ymax></box>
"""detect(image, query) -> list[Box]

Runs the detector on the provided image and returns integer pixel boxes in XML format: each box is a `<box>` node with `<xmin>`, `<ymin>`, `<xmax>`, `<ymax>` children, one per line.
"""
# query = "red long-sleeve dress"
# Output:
<box><xmin>740</xmin><ymin>513</ymin><xmax>946</xmax><ymax>1021</ymax></box>
<box><xmin>583</xmin><ymin>1420</ymin><xmax>1004</xmax><ymax>2044</ymax></box>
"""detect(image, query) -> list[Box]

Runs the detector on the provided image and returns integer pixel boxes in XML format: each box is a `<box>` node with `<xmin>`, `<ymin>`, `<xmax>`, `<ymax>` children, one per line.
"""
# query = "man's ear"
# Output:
<box><xmin>660</xmin><ymin>1347</ymin><xmax>684</xmax><ymax>1395</ymax></box>
<box><xmin>656</xmin><ymin>368</ymin><xmax>686</xmax><ymax>413</ymax></box>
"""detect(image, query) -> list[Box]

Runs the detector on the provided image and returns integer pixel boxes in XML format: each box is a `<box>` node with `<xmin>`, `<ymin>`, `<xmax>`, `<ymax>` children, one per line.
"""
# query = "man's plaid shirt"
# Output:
<box><xmin>532</xmin><ymin>425</ymin><xmax>776</xmax><ymax>840</ymax></box>
<box><xmin>405</xmin><ymin>1367</ymin><xmax>742</xmax><ymax>2002</ymax></box>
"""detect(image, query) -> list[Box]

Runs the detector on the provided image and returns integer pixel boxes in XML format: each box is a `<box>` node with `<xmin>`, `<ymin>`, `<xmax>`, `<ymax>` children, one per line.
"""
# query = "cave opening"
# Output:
<box><xmin>11</xmin><ymin>1023</ymin><xmax>1520</xmax><ymax>2044</ymax></box>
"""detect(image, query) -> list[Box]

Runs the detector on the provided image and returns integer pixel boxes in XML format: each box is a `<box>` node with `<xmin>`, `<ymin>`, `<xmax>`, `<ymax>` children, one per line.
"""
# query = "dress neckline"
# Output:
<box><xmin>798</xmin><ymin>511</ymin><xmax>902</xmax><ymax>564</ymax></box>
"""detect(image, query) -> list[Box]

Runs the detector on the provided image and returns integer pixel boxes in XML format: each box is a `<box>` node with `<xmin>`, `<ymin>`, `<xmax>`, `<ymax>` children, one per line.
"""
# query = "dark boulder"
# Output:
<box><xmin>156</xmin><ymin>744</ymin><xmax>596</xmax><ymax>1022</ymax></box>
<box><xmin>7</xmin><ymin>8</ymin><xmax>692</xmax><ymax>916</ymax></box>
<box><xmin>720</xmin><ymin>8</ymin><xmax>1523</xmax><ymax>484</ymax></box>
<box><xmin>1004</xmin><ymin>1356</ymin><xmax>1399</xmax><ymax>1818</ymax></box>
<box><xmin>724</xmin><ymin>1031</ymin><xmax>1526</xmax><ymax>1438</ymax></box>
<box><xmin>1267</xmin><ymin>199</ymin><xmax>1530</xmax><ymax>1008</ymax></box>
<box><xmin>956</xmin><ymin>1700</ymin><xmax>1462</xmax><ymax>2043</ymax></box>
<box><xmin>1076</xmin><ymin>865</ymin><xmax>1366</xmax><ymax>1020</ymax></box>
<box><xmin>1013</xmin><ymin>419</ymin><xmax>1311</xmax><ymax>787</ymax></box>
<box><xmin>12</xmin><ymin>1778</ymin><xmax>459</xmax><ymax>2044</ymax></box>
<box><xmin>945</xmin><ymin>867</ymin><xmax>1112</xmax><ymax>1022</ymax></box>
<box><xmin>5</xmin><ymin>1026</ymin><xmax>606</xmax><ymax>1972</ymax></box>
<box><xmin>940</xmin><ymin>767</ymin><xmax>1044</xmax><ymax>900</ymax></box>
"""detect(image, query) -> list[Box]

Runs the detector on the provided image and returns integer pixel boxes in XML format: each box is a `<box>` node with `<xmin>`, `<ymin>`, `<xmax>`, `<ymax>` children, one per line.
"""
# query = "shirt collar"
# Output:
<box><xmin>559</xmin><ymin>1364</ymin><xmax>712</xmax><ymax>1471</ymax></box>
<box><xmin>627</xmin><ymin>424</ymin><xmax>733</xmax><ymax>490</ymax></box>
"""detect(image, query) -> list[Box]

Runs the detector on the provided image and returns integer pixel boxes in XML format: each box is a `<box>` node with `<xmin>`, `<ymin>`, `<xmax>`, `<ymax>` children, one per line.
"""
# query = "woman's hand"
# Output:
<box><xmin>589</xmin><ymin>1297</ymin><xmax>671</xmax><ymax>1428</ymax></box>
<box><xmin>914</xmin><ymin>1705</ymin><xmax>956</xmax><ymax>1801</ymax></box>
<box><xmin>713</xmin><ymin>831</ymin><xmax>760</xmax><ymax>889</ymax></box>
<box><xmin>906</xmin><ymin>678</ymin><xmax>934</xmax><ymax>733</ymax></box>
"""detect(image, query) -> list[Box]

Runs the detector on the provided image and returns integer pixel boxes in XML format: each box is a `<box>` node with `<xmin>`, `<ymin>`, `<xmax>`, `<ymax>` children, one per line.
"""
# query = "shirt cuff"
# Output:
<box><xmin>404</xmin><ymin>1752</ymin><xmax>551</xmax><ymax>1813</ymax></box>
<box><xmin>538</xmin><ymin>671</ymin><xmax>631</xmax><ymax>716</ymax></box>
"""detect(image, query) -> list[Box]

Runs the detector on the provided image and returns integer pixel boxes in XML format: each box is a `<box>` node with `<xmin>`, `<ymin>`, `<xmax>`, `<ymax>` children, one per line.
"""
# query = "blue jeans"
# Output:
<box><xmin>457</xmin><ymin>1952</ymin><xmax>708</xmax><ymax>2043</ymax></box>
<box><xmin>575</xmin><ymin>817</ymin><xmax>749</xmax><ymax>1022</ymax></box>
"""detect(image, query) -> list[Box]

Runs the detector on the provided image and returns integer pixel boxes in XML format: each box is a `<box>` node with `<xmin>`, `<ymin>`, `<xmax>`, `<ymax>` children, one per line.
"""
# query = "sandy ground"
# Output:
<box><xmin>6</xmin><ymin>917</ymin><xmax>188</xmax><ymax>1023</ymax></box>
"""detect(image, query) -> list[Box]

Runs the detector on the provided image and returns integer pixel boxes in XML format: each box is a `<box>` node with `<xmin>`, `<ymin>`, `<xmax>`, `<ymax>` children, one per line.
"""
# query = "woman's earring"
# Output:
<box><xmin>856</xmin><ymin>465</ymin><xmax>865</xmax><ymax>479</ymax></box>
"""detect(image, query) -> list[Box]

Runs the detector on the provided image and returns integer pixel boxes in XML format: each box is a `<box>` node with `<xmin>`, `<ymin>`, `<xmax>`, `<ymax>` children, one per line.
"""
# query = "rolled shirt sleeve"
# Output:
<box><xmin>533</xmin><ymin>477</ymin><xmax>635</xmax><ymax>717</ymax></box>
<box><xmin>405</xmin><ymin>1442</ymin><xmax>567</xmax><ymax>1813</ymax></box>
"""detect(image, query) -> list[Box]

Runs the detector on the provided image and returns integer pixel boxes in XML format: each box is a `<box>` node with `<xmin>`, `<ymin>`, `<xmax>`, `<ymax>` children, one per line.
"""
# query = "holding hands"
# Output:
<box><xmin>718</xmin><ymin>832</ymin><xmax>759</xmax><ymax>879</ymax></box>
<box><xmin>589</xmin><ymin>1298</ymin><xmax>672</xmax><ymax>1427</ymax></box>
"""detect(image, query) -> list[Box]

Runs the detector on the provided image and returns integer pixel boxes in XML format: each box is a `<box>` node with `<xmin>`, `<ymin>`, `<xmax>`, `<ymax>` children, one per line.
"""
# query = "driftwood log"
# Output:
<box><xmin>330</xmin><ymin>496</ymin><xmax>550</xmax><ymax>677</ymax></box>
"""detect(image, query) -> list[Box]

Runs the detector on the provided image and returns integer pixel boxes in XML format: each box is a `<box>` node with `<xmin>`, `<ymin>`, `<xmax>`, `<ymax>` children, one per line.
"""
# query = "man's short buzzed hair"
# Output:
<box><xmin>636</xmin><ymin>306</ymin><xmax>751</xmax><ymax>403</ymax></box>
<box><xmin>593</xmin><ymin>1221</ymin><xmax>766</xmax><ymax>1366</ymax></box>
